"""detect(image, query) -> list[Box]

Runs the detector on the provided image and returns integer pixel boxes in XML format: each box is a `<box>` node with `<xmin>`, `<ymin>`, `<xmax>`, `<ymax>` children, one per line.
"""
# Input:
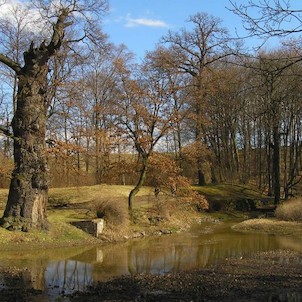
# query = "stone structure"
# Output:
<box><xmin>71</xmin><ymin>219</ymin><xmax>105</xmax><ymax>237</ymax></box>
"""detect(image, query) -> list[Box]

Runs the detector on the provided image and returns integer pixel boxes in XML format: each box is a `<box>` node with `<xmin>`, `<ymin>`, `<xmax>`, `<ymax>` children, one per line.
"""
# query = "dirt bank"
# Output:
<box><xmin>67</xmin><ymin>250</ymin><xmax>302</xmax><ymax>302</ymax></box>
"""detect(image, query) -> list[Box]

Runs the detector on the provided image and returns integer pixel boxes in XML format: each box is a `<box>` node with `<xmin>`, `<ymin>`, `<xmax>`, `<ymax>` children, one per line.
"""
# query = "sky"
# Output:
<box><xmin>2</xmin><ymin>0</ymin><xmax>297</xmax><ymax>61</ymax></box>
<box><xmin>102</xmin><ymin>0</ymin><xmax>247</xmax><ymax>60</ymax></box>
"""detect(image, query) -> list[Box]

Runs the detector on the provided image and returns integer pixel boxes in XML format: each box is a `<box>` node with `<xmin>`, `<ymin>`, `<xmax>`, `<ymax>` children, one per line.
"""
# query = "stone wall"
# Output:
<box><xmin>71</xmin><ymin>219</ymin><xmax>105</xmax><ymax>237</ymax></box>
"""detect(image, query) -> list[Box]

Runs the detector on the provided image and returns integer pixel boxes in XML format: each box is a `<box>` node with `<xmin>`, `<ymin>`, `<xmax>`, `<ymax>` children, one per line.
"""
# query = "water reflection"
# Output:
<box><xmin>1</xmin><ymin>222</ymin><xmax>302</xmax><ymax>300</ymax></box>
<box><xmin>46</xmin><ymin>260</ymin><xmax>93</xmax><ymax>294</ymax></box>
<box><xmin>67</xmin><ymin>222</ymin><xmax>302</xmax><ymax>283</ymax></box>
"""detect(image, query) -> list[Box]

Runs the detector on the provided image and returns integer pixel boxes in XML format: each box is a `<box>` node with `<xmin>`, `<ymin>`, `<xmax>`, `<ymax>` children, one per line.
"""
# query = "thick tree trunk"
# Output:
<box><xmin>1</xmin><ymin>48</ymin><xmax>49</xmax><ymax>231</ymax></box>
<box><xmin>0</xmin><ymin>9</ymin><xmax>68</xmax><ymax>231</ymax></box>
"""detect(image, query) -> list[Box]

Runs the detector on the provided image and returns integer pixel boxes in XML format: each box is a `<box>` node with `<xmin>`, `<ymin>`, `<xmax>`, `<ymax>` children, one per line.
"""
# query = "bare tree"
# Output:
<box><xmin>161</xmin><ymin>12</ymin><xmax>237</xmax><ymax>186</ymax></box>
<box><xmin>236</xmin><ymin>48</ymin><xmax>302</xmax><ymax>203</ymax></box>
<box><xmin>80</xmin><ymin>44</ymin><xmax>128</xmax><ymax>184</ymax></box>
<box><xmin>0</xmin><ymin>0</ymin><xmax>108</xmax><ymax>230</ymax></box>
<box><xmin>229</xmin><ymin>0</ymin><xmax>302</xmax><ymax>41</ymax></box>
<box><xmin>144</xmin><ymin>47</ymin><xmax>191</xmax><ymax>170</ymax></box>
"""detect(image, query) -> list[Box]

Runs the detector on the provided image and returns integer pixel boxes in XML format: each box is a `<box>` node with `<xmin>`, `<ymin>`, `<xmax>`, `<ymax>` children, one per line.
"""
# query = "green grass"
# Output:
<box><xmin>0</xmin><ymin>184</ymin><xmax>155</xmax><ymax>249</ymax></box>
<box><xmin>0</xmin><ymin>208</ymin><xmax>99</xmax><ymax>249</ymax></box>
<box><xmin>194</xmin><ymin>183</ymin><xmax>269</xmax><ymax>201</ymax></box>
<box><xmin>192</xmin><ymin>183</ymin><xmax>274</xmax><ymax>212</ymax></box>
<box><xmin>0</xmin><ymin>184</ymin><xmax>154</xmax><ymax>211</ymax></box>
<box><xmin>0</xmin><ymin>183</ymin><xmax>269</xmax><ymax>211</ymax></box>
<box><xmin>48</xmin><ymin>184</ymin><xmax>153</xmax><ymax>207</ymax></box>
<box><xmin>0</xmin><ymin>183</ymin><xmax>271</xmax><ymax>249</ymax></box>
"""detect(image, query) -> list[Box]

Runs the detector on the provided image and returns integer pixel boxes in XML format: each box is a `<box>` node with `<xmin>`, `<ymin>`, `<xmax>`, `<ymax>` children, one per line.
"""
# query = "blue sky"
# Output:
<box><xmin>103</xmin><ymin>0</ymin><xmax>247</xmax><ymax>60</ymax></box>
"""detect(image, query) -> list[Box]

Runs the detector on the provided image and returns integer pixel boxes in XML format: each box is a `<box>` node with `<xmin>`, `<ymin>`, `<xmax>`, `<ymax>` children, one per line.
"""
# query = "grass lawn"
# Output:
<box><xmin>0</xmin><ymin>183</ymin><xmax>275</xmax><ymax>249</ymax></box>
<box><xmin>194</xmin><ymin>183</ymin><xmax>271</xmax><ymax>202</ymax></box>
<box><xmin>0</xmin><ymin>184</ymin><xmax>156</xmax><ymax>249</ymax></box>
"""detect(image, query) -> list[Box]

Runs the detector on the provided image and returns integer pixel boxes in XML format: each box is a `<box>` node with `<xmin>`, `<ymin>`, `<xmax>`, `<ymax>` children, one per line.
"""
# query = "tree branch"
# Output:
<box><xmin>47</xmin><ymin>9</ymin><xmax>71</xmax><ymax>55</ymax></box>
<box><xmin>229</xmin><ymin>0</ymin><xmax>302</xmax><ymax>39</ymax></box>
<box><xmin>0</xmin><ymin>53</ymin><xmax>21</xmax><ymax>74</ymax></box>
<box><xmin>0</xmin><ymin>125</ymin><xmax>13</xmax><ymax>138</ymax></box>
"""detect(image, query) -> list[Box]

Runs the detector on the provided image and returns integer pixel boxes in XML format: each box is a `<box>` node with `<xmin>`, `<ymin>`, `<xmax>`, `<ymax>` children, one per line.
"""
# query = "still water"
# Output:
<box><xmin>1</xmin><ymin>221</ymin><xmax>302</xmax><ymax>300</ymax></box>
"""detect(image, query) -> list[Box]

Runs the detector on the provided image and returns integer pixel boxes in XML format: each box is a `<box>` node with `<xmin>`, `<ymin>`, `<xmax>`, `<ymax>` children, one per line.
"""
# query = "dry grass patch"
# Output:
<box><xmin>93</xmin><ymin>196</ymin><xmax>129</xmax><ymax>226</ymax></box>
<box><xmin>91</xmin><ymin>196</ymin><xmax>130</xmax><ymax>241</ymax></box>
<box><xmin>232</xmin><ymin>218</ymin><xmax>302</xmax><ymax>238</ymax></box>
<box><xmin>275</xmin><ymin>198</ymin><xmax>302</xmax><ymax>222</ymax></box>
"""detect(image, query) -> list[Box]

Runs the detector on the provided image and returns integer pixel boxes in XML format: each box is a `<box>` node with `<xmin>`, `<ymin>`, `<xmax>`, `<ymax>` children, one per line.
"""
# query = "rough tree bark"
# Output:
<box><xmin>0</xmin><ymin>9</ymin><xmax>69</xmax><ymax>231</ymax></box>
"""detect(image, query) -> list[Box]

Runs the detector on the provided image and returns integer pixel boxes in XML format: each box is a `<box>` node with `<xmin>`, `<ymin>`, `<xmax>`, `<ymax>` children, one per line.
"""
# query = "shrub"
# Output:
<box><xmin>275</xmin><ymin>198</ymin><xmax>302</xmax><ymax>222</ymax></box>
<box><xmin>181</xmin><ymin>191</ymin><xmax>209</xmax><ymax>212</ymax></box>
<box><xmin>93</xmin><ymin>197</ymin><xmax>129</xmax><ymax>226</ymax></box>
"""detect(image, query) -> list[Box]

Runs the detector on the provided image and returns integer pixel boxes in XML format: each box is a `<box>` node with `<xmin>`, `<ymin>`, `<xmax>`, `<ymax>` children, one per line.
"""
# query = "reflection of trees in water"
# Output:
<box><xmin>92</xmin><ymin>246</ymin><xmax>129</xmax><ymax>281</ymax></box>
<box><xmin>46</xmin><ymin>260</ymin><xmax>92</xmax><ymax>294</ymax></box>
<box><xmin>125</xmin><ymin>231</ymin><xmax>285</xmax><ymax>274</ymax></box>
<box><xmin>126</xmin><ymin>239</ymin><xmax>196</xmax><ymax>274</ymax></box>
<box><xmin>0</xmin><ymin>245</ymin><xmax>94</xmax><ymax>295</ymax></box>
<box><xmin>4</xmin><ymin>225</ymin><xmax>301</xmax><ymax>297</ymax></box>
<box><xmin>196</xmin><ymin>233</ymin><xmax>278</xmax><ymax>266</ymax></box>
<box><xmin>29</xmin><ymin>259</ymin><xmax>46</xmax><ymax>290</ymax></box>
<box><xmin>2</xmin><ymin>230</ymin><xmax>302</xmax><ymax>299</ymax></box>
<box><xmin>0</xmin><ymin>259</ymin><xmax>93</xmax><ymax>299</ymax></box>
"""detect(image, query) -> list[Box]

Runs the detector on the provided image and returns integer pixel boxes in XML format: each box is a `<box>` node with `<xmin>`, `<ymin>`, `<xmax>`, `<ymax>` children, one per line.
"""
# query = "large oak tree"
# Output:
<box><xmin>0</xmin><ymin>0</ymin><xmax>108</xmax><ymax>230</ymax></box>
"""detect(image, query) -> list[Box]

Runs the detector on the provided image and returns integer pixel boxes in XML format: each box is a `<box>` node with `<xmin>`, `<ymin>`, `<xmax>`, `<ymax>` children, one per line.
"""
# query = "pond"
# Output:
<box><xmin>1</xmin><ymin>221</ymin><xmax>302</xmax><ymax>301</ymax></box>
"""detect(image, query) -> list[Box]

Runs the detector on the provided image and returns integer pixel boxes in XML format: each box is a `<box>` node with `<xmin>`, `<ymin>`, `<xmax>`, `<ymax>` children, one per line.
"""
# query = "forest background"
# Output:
<box><xmin>0</xmin><ymin>0</ymin><xmax>301</xmax><ymax>210</ymax></box>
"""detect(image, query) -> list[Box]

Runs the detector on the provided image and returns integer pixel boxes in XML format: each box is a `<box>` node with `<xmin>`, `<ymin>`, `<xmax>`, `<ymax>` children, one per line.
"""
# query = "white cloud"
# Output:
<box><xmin>125</xmin><ymin>17</ymin><xmax>168</xmax><ymax>28</ymax></box>
<box><xmin>0</xmin><ymin>0</ymin><xmax>49</xmax><ymax>37</ymax></box>
<box><xmin>0</xmin><ymin>1</ymin><xmax>38</xmax><ymax>24</ymax></box>
<box><xmin>0</xmin><ymin>0</ymin><xmax>23</xmax><ymax>16</ymax></box>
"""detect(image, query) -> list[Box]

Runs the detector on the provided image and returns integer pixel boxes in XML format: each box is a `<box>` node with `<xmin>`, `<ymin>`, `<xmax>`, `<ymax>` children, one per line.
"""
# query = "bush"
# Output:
<box><xmin>275</xmin><ymin>198</ymin><xmax>302</xmax><ymax>222</ymax></box>
<box><xmin>175</xmin><ymin>190</ymin><xmax>209</xmax><ymax>212</ymax></box>
<box><xmin>93</xmin><ymin>197</ymin><xmax>129</xmax><ymax>226</ymax></box>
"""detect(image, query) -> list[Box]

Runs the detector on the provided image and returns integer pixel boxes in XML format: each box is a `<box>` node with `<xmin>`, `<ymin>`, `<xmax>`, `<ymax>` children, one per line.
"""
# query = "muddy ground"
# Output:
<box><xmin>69</xmin><ymin>250</ymin><xmax>302</xmax><ymax>302</ymax></box>
<box><xmin>1</xmin><ymin>250</ymin><xmax>301</xmax><ymax>301</ymax></box>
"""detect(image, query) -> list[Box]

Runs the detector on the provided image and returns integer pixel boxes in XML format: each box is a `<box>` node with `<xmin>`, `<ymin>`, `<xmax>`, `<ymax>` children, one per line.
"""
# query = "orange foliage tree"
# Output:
<box><xmin>114</xmin><ymin>57</ymin><xmax>184</xmax><ymax>210</ymax></box>
<box><xmin>148</xmin><ymin>153</ymin><xmax>209</xmax><ymax>211</ymax></box>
